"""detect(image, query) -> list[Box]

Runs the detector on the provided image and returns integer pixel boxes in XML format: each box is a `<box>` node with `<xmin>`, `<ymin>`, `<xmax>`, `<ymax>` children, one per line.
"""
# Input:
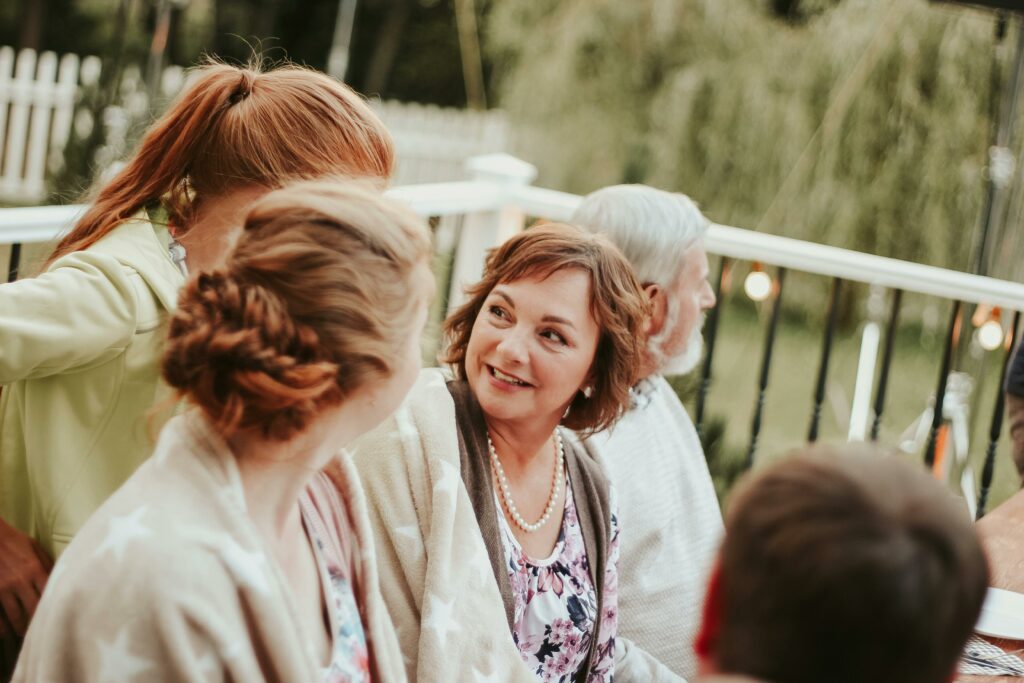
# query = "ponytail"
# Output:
<box><xmin>47</xmin><ymin>62</ymin><xmax>393</xmax><ymax>267</ymax></box>
<box><xmin>49</xmin><ymin>67</ymin><xmax>243</xmax><ymax>265</ymax></box>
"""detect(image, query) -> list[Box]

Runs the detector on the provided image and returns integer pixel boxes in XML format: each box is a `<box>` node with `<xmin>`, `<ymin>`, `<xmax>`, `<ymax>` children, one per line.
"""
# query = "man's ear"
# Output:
<box><xmin>644</xmin><ymin>283</ymin><xmax>668</xmax><ymax>338</ymax></box>
<box><xmin>695</xmin><ymin>559</ymin><xmax>724</xmax><ymax>667</ymax></box>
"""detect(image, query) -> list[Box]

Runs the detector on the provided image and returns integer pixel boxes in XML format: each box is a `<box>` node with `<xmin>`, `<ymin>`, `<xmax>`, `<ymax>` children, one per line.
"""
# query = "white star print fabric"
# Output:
<box><xmin>351</xmin><ymin>368</ymin><xmax>539</xmax><ymax>682</ymax></box>
<box><xmin>12</xmin><ymin>410</ymin><xmax>407</xmax><ymax>683</ymax></box>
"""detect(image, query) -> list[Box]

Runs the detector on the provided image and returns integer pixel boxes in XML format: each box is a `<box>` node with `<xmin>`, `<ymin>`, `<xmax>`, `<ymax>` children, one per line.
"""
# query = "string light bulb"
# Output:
<box><xmin>978</xmin><ymin>307</ymin><xmax>1004</xmax><ymax>351</ymax></box>
<box><xmin>744</xmin><ymin>262</ymin><xmax>773</xmax><ymax>302</ymax></box>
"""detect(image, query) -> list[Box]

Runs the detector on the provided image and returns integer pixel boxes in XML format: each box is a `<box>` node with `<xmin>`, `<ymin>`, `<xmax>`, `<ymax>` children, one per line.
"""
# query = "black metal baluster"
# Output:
<box><xmin>924</xmin><ymin>301</ymin><xmax>963</xmax><ymax>469</ymax></box>
<box><xmin>695</xmin><ymin>257</ymin><xmax>728</xmax><ymax>441</ymax></box>
<box><xmin>745</xmin><ymin>267</ymin><xmax>786</xmax><ymax>470</ymax></box>
<box><xmin>808</xmin><ymin>278</ymin><xmax>841</xmax><ymax>442</ymax></box>
<box><xmin>870</xmin><ymin>289</ymin><xmax>903</xmax><ymax>441</ymax></box>
<box><xmin>7</xmin><ymin>242</ymin><xmax>22</xmax><ymax>283</ymax></box>
<box><xmin>977</xmin><ymin>310</ymin><xmax>1020</xmax><ymax>519</ymax></box>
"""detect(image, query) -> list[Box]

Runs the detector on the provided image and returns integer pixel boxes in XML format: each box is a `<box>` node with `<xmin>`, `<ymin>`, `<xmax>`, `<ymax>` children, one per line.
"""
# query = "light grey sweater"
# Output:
<box><xmin>584</xmin><ymin>374</ymin><xmax>724</xmax><ymax>680</ymax></box>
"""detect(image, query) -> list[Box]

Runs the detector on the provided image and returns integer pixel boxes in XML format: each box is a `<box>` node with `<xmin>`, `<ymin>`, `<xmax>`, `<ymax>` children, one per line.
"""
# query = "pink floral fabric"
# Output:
<box><xmin>304</xmin><ymin>510</ymin><xmax>373</xmax><ymax>683</ymax></box>
<box><xmin>498</xmin><ymin>475</ymin><xmax>620</xmax><ymax>682</ymax></box>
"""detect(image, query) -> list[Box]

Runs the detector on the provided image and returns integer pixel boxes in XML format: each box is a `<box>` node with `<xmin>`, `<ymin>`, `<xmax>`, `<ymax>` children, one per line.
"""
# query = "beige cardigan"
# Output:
<box><xmin>351</xmin><ymin>368</ymin><xmax>539</xmax><ymax>682</ymax></box>
<box><xmin>14</xmin><ymin>411</ymin><xmax>407</xmax><ymax>683</ymax></box>
<box><xmin>352</xmin><ymin>369</ymin><xmax>682</xmax><ymax>682</ymax></box>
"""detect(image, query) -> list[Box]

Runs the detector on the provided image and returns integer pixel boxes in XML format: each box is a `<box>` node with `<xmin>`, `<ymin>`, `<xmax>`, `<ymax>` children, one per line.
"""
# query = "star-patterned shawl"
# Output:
<box><xmin>350</xmin><ymin>368</ymin><xmax>540</xmax><ymax>682</ymax></box>
<box><xmin>13</xmin><ymin>410</ymin><xmax>407</xmax><ymax>683</ymax></box>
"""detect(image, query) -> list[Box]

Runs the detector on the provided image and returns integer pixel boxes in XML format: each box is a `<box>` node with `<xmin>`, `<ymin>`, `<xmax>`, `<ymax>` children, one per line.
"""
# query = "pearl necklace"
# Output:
<box><xmin>487</xmin><ymin>429</ymin><xmax>564</xmax><ymax>534</ymax></box>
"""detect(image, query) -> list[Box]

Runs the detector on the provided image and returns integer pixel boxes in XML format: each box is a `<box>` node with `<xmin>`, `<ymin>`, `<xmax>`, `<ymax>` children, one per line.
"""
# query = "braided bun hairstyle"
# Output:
<box><xmin>162</xmin><ymin>180</ymin><xmax>431</xmax><ymax>441</ymax></box>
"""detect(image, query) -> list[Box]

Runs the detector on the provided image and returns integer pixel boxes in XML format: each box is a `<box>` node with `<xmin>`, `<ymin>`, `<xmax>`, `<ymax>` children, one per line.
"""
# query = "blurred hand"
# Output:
<box><xmin>0</xmin><ymin>517</ymin><xmax>51</xmax><ymax>679</ymax></box>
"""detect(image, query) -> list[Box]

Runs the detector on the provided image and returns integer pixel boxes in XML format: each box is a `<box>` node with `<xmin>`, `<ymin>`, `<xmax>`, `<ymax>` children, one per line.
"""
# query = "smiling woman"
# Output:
<box><xmin>351</xmin><ymin>223</ymin><xmax>662</xmax><ymax>682</ymax></box>
<box><xmin>464</xmin><ymin>270</ymin><xmax>601</xmax><ymax>444</ymax></box>
<box><xmin>444</xmin><ymin>224</ymin><xmax>647</xmax><ymax>435</ymax></box>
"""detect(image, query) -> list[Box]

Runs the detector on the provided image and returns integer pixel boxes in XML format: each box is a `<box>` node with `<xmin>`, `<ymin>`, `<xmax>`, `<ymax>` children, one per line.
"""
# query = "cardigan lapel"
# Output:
<box><xmin>446</xmin><ymin>379</ymin><xmax>518</xmax><ymax>631</ymax></box>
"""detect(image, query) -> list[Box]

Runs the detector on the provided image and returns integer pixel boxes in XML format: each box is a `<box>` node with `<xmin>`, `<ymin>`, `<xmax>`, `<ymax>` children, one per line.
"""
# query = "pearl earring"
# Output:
<box><xmin>582</xmin><ymin>385</ymin><xmax>594</xmax><ymax>399</ymax></box>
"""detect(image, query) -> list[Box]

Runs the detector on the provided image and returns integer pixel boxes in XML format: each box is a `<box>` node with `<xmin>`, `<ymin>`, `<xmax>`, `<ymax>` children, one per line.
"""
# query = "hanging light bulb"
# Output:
<box><xmin>744</xmin><ymin>262</ymin><xmax>773</xmax><ymax>302</ymax></box>
<box><xmin>978</xmin><ymin>306</ymin><xmax>1004</xmax><ymax>351</ymax></box>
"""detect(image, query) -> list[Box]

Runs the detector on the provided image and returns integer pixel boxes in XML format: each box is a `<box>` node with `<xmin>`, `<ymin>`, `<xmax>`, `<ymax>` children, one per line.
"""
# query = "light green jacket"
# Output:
<box><xmin>0</xmin><ymin>217</ymin><xmax>184</xmax><ymax>558</ymax></box>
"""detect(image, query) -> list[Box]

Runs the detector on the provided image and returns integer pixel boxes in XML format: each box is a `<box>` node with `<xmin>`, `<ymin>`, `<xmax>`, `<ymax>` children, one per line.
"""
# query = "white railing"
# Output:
<box><xmin>5</xmin><ymin>153</ymin><xmax>1021</xmax><ymax>514</ymax></box>
<box><xmin>6</xmin><ymin>153</ymin><xmax>1024</xmax><ymax>312</ymax></box>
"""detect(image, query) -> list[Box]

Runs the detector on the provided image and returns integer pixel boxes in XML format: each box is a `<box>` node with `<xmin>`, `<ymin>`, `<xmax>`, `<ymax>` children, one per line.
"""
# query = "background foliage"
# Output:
<box><xmin>489</xmin><ymin>0</ymin><xmax>1024</xmax><ymax>279</ymax></box>
<box><xmin>8</xmin><ymin>0</ymin><xmax>1021</xmax><ymax>279</ymax></box>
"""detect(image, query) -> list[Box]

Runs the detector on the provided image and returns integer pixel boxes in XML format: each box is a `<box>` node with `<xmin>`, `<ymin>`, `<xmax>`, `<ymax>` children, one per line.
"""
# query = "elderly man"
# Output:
<box><xmin>572</xmin><ymin>185</ymin><xmax>722</xmax><ymax>680</ymax></box>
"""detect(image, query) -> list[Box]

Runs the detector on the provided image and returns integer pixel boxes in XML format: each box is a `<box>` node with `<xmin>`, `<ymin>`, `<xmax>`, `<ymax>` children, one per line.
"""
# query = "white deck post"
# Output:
<box><xmin>447</xmin><ymin>153</ymin><xmax>537</xmax><ymax>313</ymax></box>
<box><xmin>847</xmin><ymin>322</ymin><xmax>880</xmax><ymax>442</ymax></box>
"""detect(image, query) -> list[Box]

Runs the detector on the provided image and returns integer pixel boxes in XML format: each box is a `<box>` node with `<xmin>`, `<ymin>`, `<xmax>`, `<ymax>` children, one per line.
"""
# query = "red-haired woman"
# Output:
<box><xmin>0</xmin><ymin>61</ymin><xmax>393</xmax><ymax>674</ymax></box>
<box><xmin>352</xmin><ymin>224</ymin><xmax>657</xmax><ymax>682</ymax></box>
<box><xmin>14</xmin><ymin>181</ymin><xmax>432</xmax><ymax>682</ymax></box>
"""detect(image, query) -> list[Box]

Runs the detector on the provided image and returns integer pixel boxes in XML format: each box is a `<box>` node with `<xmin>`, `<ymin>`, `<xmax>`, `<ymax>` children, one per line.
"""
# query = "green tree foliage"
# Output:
<box><xmin>488</xmin><ymin>0</ymin><xmax>1004</xmax><ymax>272</ymax></box>
<box><xmin>348</xmin><ymin>0</ymin><xmax>474</xmax><ymax>106</ymax></box>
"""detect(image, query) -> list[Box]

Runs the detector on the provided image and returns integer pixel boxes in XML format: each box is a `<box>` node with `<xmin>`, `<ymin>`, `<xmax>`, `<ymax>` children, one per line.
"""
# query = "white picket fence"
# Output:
<box><xmin>370</xmin><ymin>100</ymin><xmax>510</xmax><ymax>185</ymax></box>
<box><xmin>0</xmin><ymin>47</ymin><xmax>101</xmax><ymax>204</ymax></box>
<box><xmin>0</xmin><ymin>46</ymin><xmax>511</xmax><ymax>205</ymax></box>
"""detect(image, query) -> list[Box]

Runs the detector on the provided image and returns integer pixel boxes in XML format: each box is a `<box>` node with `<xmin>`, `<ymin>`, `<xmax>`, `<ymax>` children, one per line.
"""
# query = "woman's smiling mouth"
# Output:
<box><xmin>488</xmin><ymin>364</ymin><xmax>533</xmax><ymax>388</ymax></box>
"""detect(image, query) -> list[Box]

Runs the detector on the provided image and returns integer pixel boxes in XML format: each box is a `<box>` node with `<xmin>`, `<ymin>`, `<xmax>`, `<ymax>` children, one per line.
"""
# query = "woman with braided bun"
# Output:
<box><xmin>0</xmin><ymin>60</ymin><xmax>393</xmax><ymax>674</ymax></box>
<box><xmin>14</xmin><ymin>180</ymin><xmax>433</xmax><ymax>682</ymax></box>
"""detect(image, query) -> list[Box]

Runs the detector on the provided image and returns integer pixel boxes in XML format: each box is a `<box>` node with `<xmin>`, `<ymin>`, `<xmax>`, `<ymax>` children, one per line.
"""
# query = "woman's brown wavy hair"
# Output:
<box><xmin>161</xmin><ymin>180</ymin><xmax>431</xmax><ymax>441</ymax></box>
<box><xmin>442</xmin><ymin>223</ymin><xmax>649</xmax><ymax>435</ymax></box>
<box><xmin>47</xmin><ymin>60</ymin><xmax>393</xmax><ymax>266</ymax></box>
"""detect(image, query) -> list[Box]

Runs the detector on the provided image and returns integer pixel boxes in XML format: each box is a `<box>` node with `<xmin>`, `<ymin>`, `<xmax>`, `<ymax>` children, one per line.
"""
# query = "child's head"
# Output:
<box><xmin>162</xmin><ymin>180</ymin><xmax>432</xmax><ymax>441</ymax></box>
<box><xmin>697</xmin><ymin>446</ymin><xmax>988</xmax><ymax>683</ymax></box>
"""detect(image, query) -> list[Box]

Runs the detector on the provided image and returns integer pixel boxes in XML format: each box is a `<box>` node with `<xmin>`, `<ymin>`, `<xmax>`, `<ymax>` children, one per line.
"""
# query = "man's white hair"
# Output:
<box><xmin>569</xmin><ymin>184</ymin><xmax>709</xmax><ymax>286</ymax></box>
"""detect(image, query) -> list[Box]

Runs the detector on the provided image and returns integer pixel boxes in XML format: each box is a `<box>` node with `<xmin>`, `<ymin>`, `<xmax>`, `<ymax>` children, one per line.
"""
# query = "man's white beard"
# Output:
<box><xmin>659</xmin><ymin>323</ymin><xmax>704</xmax><ymax>376</ymax></box>
<box><xmin>648</xmin><ymin>292</ymin><xmax>706</xmax><ymax>377</ymax></box>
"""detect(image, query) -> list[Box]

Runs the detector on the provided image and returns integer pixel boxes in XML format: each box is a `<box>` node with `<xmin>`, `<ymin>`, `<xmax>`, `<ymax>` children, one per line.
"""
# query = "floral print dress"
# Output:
<box><xmin>497</xmin><ymin>472</ymin><xmax>620</xmax><ymax>682</ymax></box>
<box><xmin>304</xmin><ymin>511</ymin><xmax>373</xmax><ymax>683</ymax></box>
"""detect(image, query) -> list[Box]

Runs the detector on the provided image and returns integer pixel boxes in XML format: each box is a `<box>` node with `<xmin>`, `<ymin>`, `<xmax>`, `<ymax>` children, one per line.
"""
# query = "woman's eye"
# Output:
<box><xmin>489</xmin><ymin>305</ymin><xmax>508</xmax><ymax>320</ymax></box>
<box><xmin>541</xmin><ymin>329</ymin><xmax>567</xmax><ymax>345</ymax></box>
